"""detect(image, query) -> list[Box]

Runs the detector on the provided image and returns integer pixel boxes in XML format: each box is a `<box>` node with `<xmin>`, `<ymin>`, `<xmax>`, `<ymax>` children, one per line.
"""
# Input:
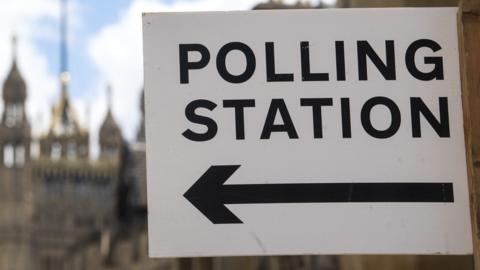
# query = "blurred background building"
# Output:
<box><xmin>0</xmin><ymin>0</ymin><xmax>474</xmax><ymax>270</ymax></box>
<box><xmin>0</xmin><ymin>33</ymin><xmax>151</xmax><ymax>269</ymax></box>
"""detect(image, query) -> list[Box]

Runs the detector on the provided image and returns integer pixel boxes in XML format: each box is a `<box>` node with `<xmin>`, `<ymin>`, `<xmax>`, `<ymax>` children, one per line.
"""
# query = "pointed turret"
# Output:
<box><xmin>3</xmin><ymin>36</ymin><xmax>26</xmax><ymax>106</ymax></box>
<box><xmin>48</xmin><ymin>75</ymin><xmax>85</xmax><ymax>137</ymax></box>
<box><xmin>0</xmin><ymin>35</ymin><xmax>30</xmax><ymax>168</ymax></box>
<box><xmin>0</xmin><ymin>36</ymin><xmax>33</xmax><ymax>270</ymax></box>
<box><xmin>99</xmin><ymin>85</ymin><xmax>123</xmax><ymax>158</ymax></box>
<box><xmin>40</xmin><ymin>77</ymin><xmax>89</xmax><ymax>160</ymax></box>
<box><xmin>2</xmin><ymin>36</ymin><xmax>29</xmax><ymax>129</ymax></box>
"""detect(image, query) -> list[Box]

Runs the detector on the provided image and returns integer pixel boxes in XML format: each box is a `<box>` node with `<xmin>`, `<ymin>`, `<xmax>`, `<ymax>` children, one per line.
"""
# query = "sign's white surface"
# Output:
<box><xmin>143</xmin><ymin>8</ymin><xmax>472</xmax><ymax>257</ymax></box>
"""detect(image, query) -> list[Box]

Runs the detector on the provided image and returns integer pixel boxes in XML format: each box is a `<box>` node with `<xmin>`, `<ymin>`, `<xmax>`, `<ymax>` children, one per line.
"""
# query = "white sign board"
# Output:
<box><xmin>143</xmin><ymin>8</ymin><xmax>472</xmax><ymax>257</ymax></box>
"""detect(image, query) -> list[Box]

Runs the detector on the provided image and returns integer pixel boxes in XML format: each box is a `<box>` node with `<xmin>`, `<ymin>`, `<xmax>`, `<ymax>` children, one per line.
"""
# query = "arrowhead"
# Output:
<box><xmin>184</xmin><ymin>165</ymin><xmax>243</xmax><ymax>224</ymax></box>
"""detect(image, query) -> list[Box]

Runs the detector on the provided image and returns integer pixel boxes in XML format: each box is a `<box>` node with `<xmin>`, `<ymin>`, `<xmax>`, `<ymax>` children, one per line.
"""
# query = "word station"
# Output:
<box><xmin>179</xmin><ymin>40</ymin><xmax>448</xmax><ymax>141</ymax></box>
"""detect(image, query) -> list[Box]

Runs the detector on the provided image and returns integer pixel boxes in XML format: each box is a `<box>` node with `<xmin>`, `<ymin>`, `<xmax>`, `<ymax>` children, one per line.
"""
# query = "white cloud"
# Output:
<box><xmin>87</xmin><ymin>0</ymin><xmax>265</xmax><ymax>153</ymax></box>
<box><xmin>0</xmin><ymin>0</ymin><xmax>61</xmax><ymax>136</ymax></box>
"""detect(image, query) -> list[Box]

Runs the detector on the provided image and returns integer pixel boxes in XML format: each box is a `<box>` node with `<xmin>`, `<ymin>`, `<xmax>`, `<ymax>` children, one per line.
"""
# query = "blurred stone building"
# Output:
<box><xmin>0</xmin><ymin>35</ymin><xmax>155</xmax><ymax>269</ymax></box>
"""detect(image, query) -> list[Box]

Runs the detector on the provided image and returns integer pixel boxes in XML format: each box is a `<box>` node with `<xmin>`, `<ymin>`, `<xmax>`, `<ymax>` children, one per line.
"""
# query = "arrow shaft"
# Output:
<box><xmin>220</xmin><ymin>182</ymin><xmax>454</xmax><ymax>204</ymax></box>
<box><xmin>184</xmin><ymin>166</ymin><xmax>455</xmax><ymax>224</ymax></box>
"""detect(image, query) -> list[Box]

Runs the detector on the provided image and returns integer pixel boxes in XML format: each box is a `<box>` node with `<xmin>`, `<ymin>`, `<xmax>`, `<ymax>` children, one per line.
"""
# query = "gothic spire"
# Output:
<box><xmin>99</xmin><ymin>85</ymin><xmax>123</xmax><ymax>157</ymax></box>
<box><xmin>60</xmin><ymin>0</ymin><xmax>68</xmax><ymax>77</ymax></box>
<box><xmin>12</xmin><ymin>35</ymin><xmax>17</xmax><ymax>63</ymax></box>
<box><xmin>48</xmin><ymin>0</ymin><xmax>84</xmax><ymax>136</ymax></box>
<box><xmin>106</xmin><ymin>84</ymin><xmax>113</xmax><ymax>112</ymax></box>
<box><xmin>3</xmin><ymin>35</ymin><xmax>26</xmax><ymax>104</ymax></box>
<box><xmin>60</xmin><ymin>0</ymin><xmax>70</xmax><ymax>91</ymax></box>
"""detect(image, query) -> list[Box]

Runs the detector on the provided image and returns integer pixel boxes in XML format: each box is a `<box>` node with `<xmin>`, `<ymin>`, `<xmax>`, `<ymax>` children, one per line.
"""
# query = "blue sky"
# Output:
<box><xmin>37</xmin><ymin>0</ymin><xmax>131</xmax><ymax>101</ymax></box>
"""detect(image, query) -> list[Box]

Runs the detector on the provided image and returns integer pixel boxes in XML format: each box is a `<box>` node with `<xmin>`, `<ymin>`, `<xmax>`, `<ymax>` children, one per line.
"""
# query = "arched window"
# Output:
<box><xmin>30</xmin><ymin>141</ymin><xmax>40</xmax><ymax>159</ymax></box>
<box><xmin>15</xmin><ymin>145</ymin><xmax>25</xmax><ymax>167</ymax></box>
<box><xmin>51</xmin><ymin>142</ymin><xmax>61</xmax><ymax>161</ymax></box>
<box><xmin>5</xmin><ymin>104</ymin><xmax>23</xmax><ymax>127</ymax></box>
<box><xmin>67</xmin><ymin>142</ymin><xmax>76</xmax><ymax>160</ymax></box>
<box><xmin>3</xmin><ymin>144</ymin><xmax>14</xmax><ymax>168</ymax></box>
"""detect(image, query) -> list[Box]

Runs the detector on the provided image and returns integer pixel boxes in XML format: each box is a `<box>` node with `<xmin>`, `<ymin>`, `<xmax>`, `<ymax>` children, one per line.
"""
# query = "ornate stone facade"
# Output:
<box><xmin>0</xmin><ymin>37</ymin><xmax>158</xmax><ymax>270</ymax></box>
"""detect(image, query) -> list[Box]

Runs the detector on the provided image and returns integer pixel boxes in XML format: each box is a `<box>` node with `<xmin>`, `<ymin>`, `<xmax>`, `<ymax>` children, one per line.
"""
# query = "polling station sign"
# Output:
<box><xmin>143</xmin><ymin>8</ymin><xmax>472</xmax><ymax>257</ymax></box>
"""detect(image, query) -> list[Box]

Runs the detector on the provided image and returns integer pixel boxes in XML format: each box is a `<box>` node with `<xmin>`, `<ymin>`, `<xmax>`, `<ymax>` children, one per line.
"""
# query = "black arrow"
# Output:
<box><xmin>183</xmin><ymin>165</ymin><xmax>454</xmax><ymax>224</ymax></box>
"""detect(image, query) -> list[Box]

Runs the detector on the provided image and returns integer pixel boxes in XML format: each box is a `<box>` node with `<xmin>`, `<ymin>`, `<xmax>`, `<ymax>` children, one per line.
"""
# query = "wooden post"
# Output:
<box><xmin>458</xmin><ymin>0</ymin><xmax>480</xmax><ymax>269</ymax></box>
